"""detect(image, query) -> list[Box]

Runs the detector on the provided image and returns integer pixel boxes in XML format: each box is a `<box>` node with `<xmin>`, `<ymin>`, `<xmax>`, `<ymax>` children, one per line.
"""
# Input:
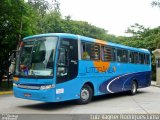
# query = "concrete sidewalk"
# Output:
<box><xmin>151</xmin><ymin>81</ymin><xmax>160</xmax><ymax>87</ymax></box>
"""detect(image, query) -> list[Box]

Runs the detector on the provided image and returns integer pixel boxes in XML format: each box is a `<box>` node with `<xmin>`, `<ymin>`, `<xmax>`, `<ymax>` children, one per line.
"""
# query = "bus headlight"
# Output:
<box><xmin>13</xmin><ymin>83</ymin><xmax>18</xmax><ymax>87</ymax></box>
<box><xmin>40</xmin><ymin>85</ymin><xmax>55</xmax><ymax>90</ymax></box>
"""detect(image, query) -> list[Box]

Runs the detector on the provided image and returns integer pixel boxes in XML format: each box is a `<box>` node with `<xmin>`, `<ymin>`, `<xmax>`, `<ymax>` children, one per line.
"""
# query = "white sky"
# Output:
<box><xmin>50</xmin><ymin>0</ymin><xmax>160</xmax><ymax>36</ymax></box>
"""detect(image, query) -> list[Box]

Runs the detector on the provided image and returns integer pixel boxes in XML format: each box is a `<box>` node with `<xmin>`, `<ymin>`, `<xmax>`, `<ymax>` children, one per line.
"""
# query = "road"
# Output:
<box><xmin>0</xmin><ymin>86</ymin><xmax>160</xmax><ymax>114</ymax></box>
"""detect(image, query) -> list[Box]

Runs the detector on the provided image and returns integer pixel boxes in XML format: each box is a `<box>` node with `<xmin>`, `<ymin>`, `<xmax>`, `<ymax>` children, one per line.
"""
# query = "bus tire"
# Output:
<box><xmin>77</xmin><ymin>84</ymin><xmax>93</xmax><ymax>104</ymax></box>
<box><xmin>129</xmin><ymin>81</ymin><xmax>138</xmax><ymax>95</ymax></box>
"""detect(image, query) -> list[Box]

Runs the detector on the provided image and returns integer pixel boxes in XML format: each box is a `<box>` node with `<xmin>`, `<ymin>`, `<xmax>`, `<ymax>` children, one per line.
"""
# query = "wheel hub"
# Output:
<box><xmin>81</xmin><ymin>89</ymin><xmax>89</xmax><ymax>101</ymax></box>
<box><xmin>132</xmin><ymin>83</ymin><xmax>136</xmax><ymax>93</ymax></box>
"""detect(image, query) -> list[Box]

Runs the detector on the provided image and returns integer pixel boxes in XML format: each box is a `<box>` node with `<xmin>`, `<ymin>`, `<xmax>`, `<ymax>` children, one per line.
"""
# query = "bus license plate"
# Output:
<box><xmin>24</xmin><ymin>93</ymin><xmax>31</xmax><ymax>97</ymax></box>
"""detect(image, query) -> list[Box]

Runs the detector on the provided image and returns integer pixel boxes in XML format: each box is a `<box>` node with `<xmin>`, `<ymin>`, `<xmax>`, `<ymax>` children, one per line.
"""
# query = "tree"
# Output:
<box><xmin>152</xmin><ymin>0</ymin><xmax>160</xmax><ymax>7</ymax></box>
<box><xmin>123</xmin><ymin>24</ymin><xmax>160</xmax><ymax>51</ymax></box>
<box><xmin>0</xmin><ymin>0</ymin><xmax>52</xmax><ymax>83</ymax></box>
<box><xmin>125</xmin><ymin>23</ymin><xmax>149</xmax><ymax>40</ymax></box>
<box><xmin>27</xmin><ymin>0</ymin><xmax>51</xmax><ymax>16</ymax></box>
<box><xmin>36</xmin><ymin>10</ymin><xmax>109</xmax><ymax>40</ymax></box>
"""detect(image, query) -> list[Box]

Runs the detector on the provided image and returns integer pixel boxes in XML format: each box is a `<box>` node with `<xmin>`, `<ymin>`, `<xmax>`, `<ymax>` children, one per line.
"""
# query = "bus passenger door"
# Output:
<box><xmin>56</xmin><ymin>38</ymin><xmax>78</xmax><ymax>84</ymax></box>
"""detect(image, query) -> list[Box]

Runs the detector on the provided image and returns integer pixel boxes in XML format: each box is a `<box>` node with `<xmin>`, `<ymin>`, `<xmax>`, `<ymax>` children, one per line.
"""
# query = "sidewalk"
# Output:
<box><xmin>151</xmin><ymin>81</ymin><xmax>160</xmax><ymax>88</ymax></box>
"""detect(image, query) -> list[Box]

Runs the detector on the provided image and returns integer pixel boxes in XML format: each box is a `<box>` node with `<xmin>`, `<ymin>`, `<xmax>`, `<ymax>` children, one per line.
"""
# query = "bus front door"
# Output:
<box><xmin>56</xmin><ymin>38</ymin><xmax>78</xmax><ymax>84</ymax></box>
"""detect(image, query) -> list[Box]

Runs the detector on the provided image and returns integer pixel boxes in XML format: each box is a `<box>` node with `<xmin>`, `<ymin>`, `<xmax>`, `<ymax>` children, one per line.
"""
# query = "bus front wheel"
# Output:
<box><xmin>77</xmin><ymin>84</ymin><xmax>93</xmax><ymax>104</ymax></box>
<box><xmin>130</xmin><ymin>81</ymin><xmax>138</xmax><ymax>95</ymax></box>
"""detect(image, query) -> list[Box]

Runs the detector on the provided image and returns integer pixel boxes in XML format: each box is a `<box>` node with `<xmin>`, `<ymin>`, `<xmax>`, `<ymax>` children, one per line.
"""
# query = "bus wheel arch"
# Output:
<box><xmin>129</xmin><ymin>79</ymin><xmax>138</xmax><ymax>95</ymax></box>
<box><xmin>77</xmin><ymin>82</ymin><xmax>94</xmax><ymax>104</ymax></box>
<box><xmin>84</xmin><ymin>82</ymin><xmax>94</xmax><ymax>95</ymax></box>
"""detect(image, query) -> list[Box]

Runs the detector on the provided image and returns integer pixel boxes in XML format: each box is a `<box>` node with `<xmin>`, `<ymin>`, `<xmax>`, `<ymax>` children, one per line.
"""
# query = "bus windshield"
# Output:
<box><xmin>15</xmin><ymin>36</ymin><xmax>58</xmax><ymax>77</ymax></box>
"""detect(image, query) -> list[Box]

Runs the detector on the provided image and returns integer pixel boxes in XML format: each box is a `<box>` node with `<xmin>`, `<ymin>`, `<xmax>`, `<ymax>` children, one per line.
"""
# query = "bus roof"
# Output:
<box><xmin>23</xmin><ymin>33</ymin><xmax>150</xmax><ymax>54</ymax></box>
<box><xmin>23</xmin><ymin>33</ymin><xmax>78</xmax><ymax>40</ymax></box>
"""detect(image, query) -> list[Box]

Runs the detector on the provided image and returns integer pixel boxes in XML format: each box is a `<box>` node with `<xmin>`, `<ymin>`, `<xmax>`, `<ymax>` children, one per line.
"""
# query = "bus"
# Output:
<box><xmin>13</xmin><ymin>33</ymin><xmax>151</xmax><ymax>104</ymax></box>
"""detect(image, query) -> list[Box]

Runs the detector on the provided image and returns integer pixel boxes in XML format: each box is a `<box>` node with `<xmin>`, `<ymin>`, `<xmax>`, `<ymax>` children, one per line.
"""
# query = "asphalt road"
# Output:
<box><xmin>0</xmin><ymin>86</ymin><xmax>160</xmax><ymax>114</ymax></box>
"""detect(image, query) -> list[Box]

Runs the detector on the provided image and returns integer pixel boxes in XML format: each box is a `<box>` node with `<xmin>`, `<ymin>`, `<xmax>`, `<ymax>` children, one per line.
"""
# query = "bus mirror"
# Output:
<box><xmin>9</xmin><ymin>54</ymin><xmax>13</xmax><ymax>62</ymax></box>
<box><xmin>10</xmin><ymin>50</ymin><xmax>20</xmax><ymax>62</ymax></box>
<box><xmin>9</xmin><ymin>52</ymin><xmax>15</xmax><ymax>62</ymax></box>
<box><xmin>9</xmin><ymin>52</ymin><xmax>16</xmax><ymax>75</ymax></box>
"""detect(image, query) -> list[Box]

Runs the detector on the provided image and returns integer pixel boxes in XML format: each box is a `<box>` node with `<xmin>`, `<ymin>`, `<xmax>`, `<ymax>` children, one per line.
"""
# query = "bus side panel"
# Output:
<box><xmin>55</xmin><ymin>78</ymin><xmax>83</xmax><ymax>102</ymax></box>
<box><xmin>78</xmin><ymin>61</ymin><xmax>151</xmax><ymax>95</ymax></box>
<box><xmin>98</xmin><ymin>63</ymin><xmax>151</xmax><ymax>93</ymax></box>
<box><xmin>54</xmin><ymin>60</ymin><xmax>112</xmax><ymax>101</ymax></box>
<box><xmin>54</xmin><ymin>60</ymin><xmax>151</xmax><ymax>102</ymax></box>
<box><xmin>55</xmin><ymin>76</ymin><xmax>112</xmax><ymax>102</ymax></box>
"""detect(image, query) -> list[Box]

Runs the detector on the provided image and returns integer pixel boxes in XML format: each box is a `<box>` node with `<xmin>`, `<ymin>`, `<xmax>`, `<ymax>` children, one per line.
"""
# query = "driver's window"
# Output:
<box><xmin>58</xmin><ymin>48</ymin><xmax>67</xmax><ymax>66</ymax></box>
<box><xmin>57</xmin><ymin>47</ymin><xmax>68</xmax><ymax>77</ymax></box>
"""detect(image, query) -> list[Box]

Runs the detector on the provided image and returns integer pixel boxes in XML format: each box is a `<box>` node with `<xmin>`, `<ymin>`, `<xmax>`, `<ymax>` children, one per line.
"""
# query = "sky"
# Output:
<box><xmin>49</xmin><ymin>0</ymin><xmax>160</xmax><ymax>36</ymax></box>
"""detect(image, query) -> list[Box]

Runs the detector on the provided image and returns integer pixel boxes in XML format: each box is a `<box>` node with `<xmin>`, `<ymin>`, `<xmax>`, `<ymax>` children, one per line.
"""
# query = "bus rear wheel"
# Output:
<box><xmin>77</xmin><ymin>84</ymin><xmax>93</xmax><ymax>104</ymax></box>
<box><xmin>130</xmin><ymin>81</ymin><xmax>138</xmax><ymax>95</ymax></box>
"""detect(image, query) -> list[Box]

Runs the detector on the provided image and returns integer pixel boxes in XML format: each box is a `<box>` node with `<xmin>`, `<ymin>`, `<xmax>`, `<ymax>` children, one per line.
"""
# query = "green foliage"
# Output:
<box><xmin>37</xmin><ymin>10</ymin><xmax>108</xmax><ymax>40</ymax></box>
<box><xmin>122</xmin><ymin>24</ymin><xmax>160</xmax><ymax>51</ymax></box>
<box><xmin>0</xmin><ymin>0</ymin><xmax>26</xmax><ymax>60</ymax></box>
<box><xmin>0</xmin><ymin>0</ymin><xmax>51</xmax><ymax>77</ymax></box>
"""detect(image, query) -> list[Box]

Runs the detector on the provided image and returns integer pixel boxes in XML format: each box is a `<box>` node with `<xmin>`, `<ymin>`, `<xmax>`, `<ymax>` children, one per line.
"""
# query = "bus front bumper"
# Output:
<box><xmin>13</xmin><ymin>86</ymin><xmax>56</xmax><ymax>102</ymax></box>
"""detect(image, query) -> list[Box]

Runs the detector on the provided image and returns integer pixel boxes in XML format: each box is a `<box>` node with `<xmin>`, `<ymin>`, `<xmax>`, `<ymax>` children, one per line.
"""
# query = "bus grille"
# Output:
<box><xmin>17</xmin><ymin>84</ymin><xmax>40</xmax><ymax>90</ymax></box>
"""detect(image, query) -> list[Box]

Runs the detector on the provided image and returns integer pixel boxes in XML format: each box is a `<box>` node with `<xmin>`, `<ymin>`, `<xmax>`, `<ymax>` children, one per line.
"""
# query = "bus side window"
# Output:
<box><xmin>81</xmin><ymin>42</ymin><xmax>100</xmax><ymax>60</ymax></box>
<box><xmin>145</xmin><ymin>54</ymin><xmax>150</xmax><ymax>65</ymax></box>
<box><xmin>139</xmin><ymin>53</ymin><xmax>145</xmax><ymax>64</ymax></box>
<box><xmin>129</xmin><ymin>51</ymin><xmax>134</xmax><ymax>63</ymax></box>
<box><xmin>103</xmin><ymin>46</ymin><xmax>113</xmax><ymax>61</ymax></box>
<box><xmin>134</xmin><ymin>52</ymin><xmax>139</xmax><ymax>64</ymax></box>
<box><xmin>112</xmin><ymin>48</ymin><xmax>116</xmax><ymax>62</ymax></box>
<box><xmin>117</xmin><ymin>49</ymin><xmax>123</xmax><ymax>62</ymax></box>
<box><xmin>81</xmin><ymin>42</ymin><xmax>90</xmax><ymax>60</ymax></box>
<box><xmin>143</xmin><ymin>54</ymin><xmax>145</xmax><ymax>64</ymax></box>
<box><xmin>122</xmin><ymin>50</ymin><xmax>128</xmax><ymax>63</ymax></box>
<box><xmin>139</xmin><ymin>53</ymin><xmax>142</xmax><ymax>64</ymax></box>
<box><xmin>93</xmin><ymin>44</ymin><xmax>100</xmax><ymax>60</ymax></box>
<box><xmin>101</xmin><ymin>46</ymin><xmax>105</xmax><ymax>61</ymax></box>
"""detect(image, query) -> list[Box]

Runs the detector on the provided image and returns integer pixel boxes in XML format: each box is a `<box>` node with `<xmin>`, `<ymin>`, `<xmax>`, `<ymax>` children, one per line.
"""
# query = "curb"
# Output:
<box><xmin>151</xmin><ymin>84</ymin><xmax>160</xmax><ymax>88</ymax></box>
<box><xmin>0</xmin><ymin>91</ymin><xmax>13</xmax><ymax>95</ymax></box>
<box><xmin>151</xmin><ymin>85</ymin><xmax>160</xmax><ymax>88</ymax></box>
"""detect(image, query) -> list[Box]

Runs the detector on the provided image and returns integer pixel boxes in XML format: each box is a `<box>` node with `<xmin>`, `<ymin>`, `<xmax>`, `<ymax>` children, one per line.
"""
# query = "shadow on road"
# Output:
<box><xmin>18</xmin><ymin>100</ymin><xmax>77</xmax><ymax>111</ymax></box>
<box><xmin>92</xmin><ymin>90</ymin><xmax>147</xmax><ymax>103</ymax></box>
<box><xmin>18</xmin><ymin>90</ymin><xmax>148</xmax><ymax>111</ymax></box>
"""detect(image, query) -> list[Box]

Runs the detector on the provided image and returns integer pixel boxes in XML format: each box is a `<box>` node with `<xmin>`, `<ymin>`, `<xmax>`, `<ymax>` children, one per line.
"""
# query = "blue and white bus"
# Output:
<box><xmin>13</xmin><ymin>33</ymin><xmax>151</xmax><ymax>104</ymax></box>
